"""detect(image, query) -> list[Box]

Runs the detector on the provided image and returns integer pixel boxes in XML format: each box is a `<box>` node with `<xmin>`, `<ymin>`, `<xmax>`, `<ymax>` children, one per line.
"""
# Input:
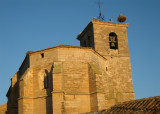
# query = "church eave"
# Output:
<box><xmin>25</xmin><ymin>44</ymin><xmax>107</xmax><ymax>61</ymax></box>
<box><xmin>26</xmin><ymin>44</ymin><xmax>92</xmax><ymax>55</ymax></box>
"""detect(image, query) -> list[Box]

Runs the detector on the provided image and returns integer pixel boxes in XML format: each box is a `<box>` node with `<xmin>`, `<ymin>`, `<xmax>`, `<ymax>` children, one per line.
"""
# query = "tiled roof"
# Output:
<box><xmin>85</xmin><ymin>96</ymin><xmax>160</xmax><ymax>114</ymax></box>
<box><xmin>105</xmin><ymin>96</ymin><xmax>160</xmax><ymax>114</ymax></box>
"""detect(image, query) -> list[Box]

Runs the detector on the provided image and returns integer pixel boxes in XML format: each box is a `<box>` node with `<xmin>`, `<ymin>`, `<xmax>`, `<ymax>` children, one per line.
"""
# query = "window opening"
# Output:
<box><xmin>41</xmin><ymin>53</ymin><xmax>44</xmax><ymax>58</ymax></box>
<box><xmin>44</xmin><ymin>75</ymin><xmax>49</xmax><ymax>89</ymax></box>
<box><xmin>106</xmin><ymin>67</ymin><xmax>108</xmax><ymax>71</ymax></box>
<box><xmin>109</xmin><ymin>32</ymin><xmax>118</xmax><ymax>49</ymax></box>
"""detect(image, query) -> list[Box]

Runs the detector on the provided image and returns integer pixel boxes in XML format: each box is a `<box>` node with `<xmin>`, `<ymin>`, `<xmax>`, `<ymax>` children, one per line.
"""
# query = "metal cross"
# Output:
<box><xmin>96</xmin><ymin>0</ymin><xmax>103</xmax><ymax>15</ymax></box>
<box><xmin>96</xmin><ymin>0</ymin><xmax>105</xmax><ymax>21</ymax></box>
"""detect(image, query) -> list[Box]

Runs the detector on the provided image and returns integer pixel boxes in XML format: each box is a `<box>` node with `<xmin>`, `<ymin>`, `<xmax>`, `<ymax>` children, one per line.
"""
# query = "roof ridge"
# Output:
<box><xmin>27</xmin><ymin>44</ymin><xmax>82</xmax><ymax>54</ymax></box>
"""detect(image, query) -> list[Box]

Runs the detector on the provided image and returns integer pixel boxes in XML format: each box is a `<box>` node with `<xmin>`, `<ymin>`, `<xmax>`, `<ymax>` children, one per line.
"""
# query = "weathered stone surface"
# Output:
<box><xmin>0</xmin><ymin>103</ymin><xmax>7</xmax><ymax>114</ymax></box>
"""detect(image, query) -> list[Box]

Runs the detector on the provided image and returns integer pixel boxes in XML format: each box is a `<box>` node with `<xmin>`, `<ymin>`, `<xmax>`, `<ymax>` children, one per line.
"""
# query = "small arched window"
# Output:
<box><xmin>44</xmin><ymin>69</ymin><xmax>49</xmax><ymax>89</ymax></box>
<box><xmin>109</xmin><ymin>32</ymin><xmax>118</xmax><ymax>49</ymax></box>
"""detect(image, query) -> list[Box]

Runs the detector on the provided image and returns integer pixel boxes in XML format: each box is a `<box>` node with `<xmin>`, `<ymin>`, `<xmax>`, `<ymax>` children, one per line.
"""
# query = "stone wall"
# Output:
<box><xmin>18</xmin><ymin>68</ymin><xmax>34</xmax><ymax>114</ymax></box>
<box><xmin>77</xmin><ymin>20</ymin><xmax>135</xmax><ymax>109</ymax></box>
<box><xmin>93</xmin><ymin>21</ymin><xmax>130</xmax><ymax>57</ymax></box>
<box><xmin>22</xmin><ymin>47</ymin><xmax>107</xmax><ymax>114</ymax></box>
<box><xmin>63</xmin><ymin>62</ymin><xmax>90</xmax><ymax>113</ymax></box>
<box><xmin>32</xmin><ymin>64</ymin><xmax>53</xmax><ymax>114</ymax></box>
<box><xmin>92</xmin><ymin>21</ymin><xmax>135</xmax><ymax>108</ymax></box>
<box><xmin>6</xmin><ymin>72</ymin><xmax>19</xmax><ymax>114</ymax></box>
<box><xmin>78</xmin><ymin>22</ymin><xmax>95</xmax><ymax>48</ymax></box>
<box><xmin>104</xmin><ymin>56</ymin><xmax>135</xmax><ymax>108</ymax></box>
<box><xmin>0</xmin><ymin>103</ymin><xmax>7</xmax><ymax>114</ymax></box>
<box><xmin>29</xmin><ymin>49</ymin><xmax>57</xmax><ymax>67</ymax></box>
<box><xmin>16</xmin><ymin>45</ymin><xmax>133</xmax><ymax>113</ymax></box>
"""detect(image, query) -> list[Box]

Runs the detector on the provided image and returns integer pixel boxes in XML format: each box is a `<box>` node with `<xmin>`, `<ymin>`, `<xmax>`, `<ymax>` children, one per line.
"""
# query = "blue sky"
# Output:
<box><xmin>0</xmin><ymin>0</ymin><xmax>160</xmax><ymax>105</ymax></box>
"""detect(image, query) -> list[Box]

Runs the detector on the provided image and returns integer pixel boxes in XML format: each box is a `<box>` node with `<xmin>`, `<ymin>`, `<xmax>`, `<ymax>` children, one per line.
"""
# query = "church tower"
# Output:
<box><xmin>77</xmin><ymin>18</ymin><xmax>135</xmax><ymax>108</ymax></box>
<box><xmin>77</xmin><ymin>18</ymin><xmax>130</xmax><ymax>58</ymax></box>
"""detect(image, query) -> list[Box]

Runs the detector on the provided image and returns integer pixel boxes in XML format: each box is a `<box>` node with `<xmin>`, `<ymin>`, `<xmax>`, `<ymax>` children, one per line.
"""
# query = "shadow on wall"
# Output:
<box><xmin>45</xmin><ymin>65</ymin><xmax>54</xmax><ymax>114</ymax></box>
<box><xmin>6</xmin><ymin>75</ymin><xmax>20</xmax><ymax>114</ymax></box>
<box><xmin>5</xmin><ymin>55</ymin><xmax>29</xmax><ymax>113</ymax></box>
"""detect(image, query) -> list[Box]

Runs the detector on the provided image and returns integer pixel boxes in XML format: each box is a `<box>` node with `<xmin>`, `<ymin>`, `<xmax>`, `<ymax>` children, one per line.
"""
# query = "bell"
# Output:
<box><xmin>111</xmin><ymin>42</ymin><xmax>115</xmax><ymax>47</ymax></box>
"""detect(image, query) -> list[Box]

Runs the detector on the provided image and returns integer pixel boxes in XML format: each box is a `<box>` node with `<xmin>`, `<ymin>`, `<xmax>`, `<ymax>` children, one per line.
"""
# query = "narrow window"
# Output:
<box><xmin>41</xmin><ymin>53</ymin><xmax>44</xmax><ymax>58</ymax></box>
<box><xmin>109</xmin><ymin>32</ymin><xmax>118</xmax><ymax>49</ymax></box>
<box><xmin>106</xmin><ymin>67</ymin><xmax>108</xmax><ymax>71</ymax></box>
<box><xmin>44</xmin><ymin>75</ymin><xmax>49</xmax><ymax>89</ymax></box>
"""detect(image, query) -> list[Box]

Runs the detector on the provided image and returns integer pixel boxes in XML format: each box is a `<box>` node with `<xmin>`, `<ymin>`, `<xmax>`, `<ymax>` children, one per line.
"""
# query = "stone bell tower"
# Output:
<box><xmin>77</xmin><ymin>18</ymin><xmax>135</xmax><ymax>108</ymax></box>
<box><xmin>77</xmin><ymin>18</ymin><xmax>130</xmax><ymax>58</ymax></box>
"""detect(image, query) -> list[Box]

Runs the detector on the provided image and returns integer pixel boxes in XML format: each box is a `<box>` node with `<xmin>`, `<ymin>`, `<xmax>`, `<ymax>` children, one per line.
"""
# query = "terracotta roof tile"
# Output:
<box><xmin>104</xmin><ymin>96</ymin><xmax>160</xmax><ymax>114</ymax></box>
<box><xmin>84</xmin><ymin>96</ymin><xmax>160</xmax><ymax>114</ymax></box>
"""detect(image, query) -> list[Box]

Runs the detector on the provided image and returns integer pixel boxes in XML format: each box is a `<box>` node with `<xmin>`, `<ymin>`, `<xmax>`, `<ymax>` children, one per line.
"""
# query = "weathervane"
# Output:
<box><xmin>96</xmin><ymin>0</ymin><xmax>105</xmax><ymax>21</ymax></box>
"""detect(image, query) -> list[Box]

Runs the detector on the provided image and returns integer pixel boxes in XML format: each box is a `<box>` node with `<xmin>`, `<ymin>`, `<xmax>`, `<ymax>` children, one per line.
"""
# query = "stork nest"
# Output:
<box><xmin>118</xmin><ymin>14</ymin><xmax>127</xmax><ymax>23</ymax></box>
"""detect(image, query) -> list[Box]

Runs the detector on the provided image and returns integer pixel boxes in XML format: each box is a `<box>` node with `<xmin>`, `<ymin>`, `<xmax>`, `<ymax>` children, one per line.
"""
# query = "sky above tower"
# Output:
<box><xmin>0</xmin><ymin>0</ymin><xmax>160</xmax><ymax>105</ymax></box>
